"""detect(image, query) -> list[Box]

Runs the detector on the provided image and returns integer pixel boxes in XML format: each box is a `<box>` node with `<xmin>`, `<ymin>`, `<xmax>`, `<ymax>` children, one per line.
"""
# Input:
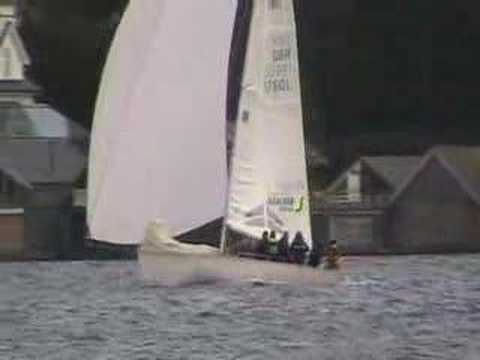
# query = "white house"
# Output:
<box><xmin>0</xmin><ymin>0</ymin><xmax>88</xmax><ymax>260</ymax></box>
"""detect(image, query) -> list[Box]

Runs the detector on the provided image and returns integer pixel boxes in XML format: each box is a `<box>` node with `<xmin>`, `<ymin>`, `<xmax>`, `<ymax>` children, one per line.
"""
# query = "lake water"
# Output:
<box><xmin>1</xmin><ymin>255</ymin><xmax>480</xmax><ymax>359</ymax></box>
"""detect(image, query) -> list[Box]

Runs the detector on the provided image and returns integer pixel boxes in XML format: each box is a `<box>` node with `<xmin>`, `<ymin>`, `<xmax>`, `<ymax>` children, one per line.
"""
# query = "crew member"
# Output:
<box><xmin>325</xmin><ymin>240</ymin><xmax>340</xmax><ymax>270</ymax></box>
<box><xmin>289</xmin><ymin>231</ymin><xmax>309</xmax><ymax>264</ymax></box>
<box><xmin>307</xmin><ymin>237</ymin><xmax>321</xmax><ymax>268</ymax></box>
<box><xmin>266</xmin><ymin>230</ymin><xmax>279</xmax><ymax>256</ymax></box>
<box><xmin>278</xmin><ymin>231</ymin><xmax>289</xmax><ymax>261</ymax></box>
<box><xmin>258</xmin><ymin>230</ymin><xmax>269</xmax><ymax>254</ymax></box>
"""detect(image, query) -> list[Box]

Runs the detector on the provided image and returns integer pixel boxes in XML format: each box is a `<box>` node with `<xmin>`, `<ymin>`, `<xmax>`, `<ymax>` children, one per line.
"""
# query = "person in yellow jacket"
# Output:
<box><xmin>266</xmin><ymin>230</ymin><xmax>279</xmax><ymax>256</ymax></box>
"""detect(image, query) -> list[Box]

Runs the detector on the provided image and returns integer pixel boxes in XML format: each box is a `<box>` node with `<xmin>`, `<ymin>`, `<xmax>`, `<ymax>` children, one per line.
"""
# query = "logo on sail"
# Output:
<box><xmin>267</xmin><ymin>194</ymin><xmax>305</xmax><ymax>213</ymax></box>
<box><xmin>243</xmin><ymin>203</ymin><xmax>285</xmax><ymax>232</ymax></box>
<box><xmin>294</xmin><ymin>196</ymin><xmax>305</xmax><ymax>213</ymax></box>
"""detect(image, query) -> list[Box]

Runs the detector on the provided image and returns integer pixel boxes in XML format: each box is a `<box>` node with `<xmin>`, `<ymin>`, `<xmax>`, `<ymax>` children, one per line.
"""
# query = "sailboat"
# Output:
<box><xmin>87</xmin><ymin>0</ymin><xmax>323</xmax><ymax>285</ymax></box>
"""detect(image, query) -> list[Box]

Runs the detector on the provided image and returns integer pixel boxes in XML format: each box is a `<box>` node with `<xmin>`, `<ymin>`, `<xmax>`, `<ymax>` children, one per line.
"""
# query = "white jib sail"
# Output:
<box><xmin>223</xmin><ymin>0</ymin><xmax>312</xmax><ymax>248</ymax></box>
<box><xmin>87</xmin><ymin>0</ymin><xmax>163</xmax><ymax>238</ymax></box>
<box><xmin>88</xmin><ymin>1</ymin><xmax>237</xmax><ymax>245</ymax></box>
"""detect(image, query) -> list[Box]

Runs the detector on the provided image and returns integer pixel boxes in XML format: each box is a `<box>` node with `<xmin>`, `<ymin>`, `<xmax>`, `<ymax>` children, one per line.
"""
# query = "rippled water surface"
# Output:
<box><xmin>2</xmin><ymin>256</ymin><xmax>480</xmax><ymax>359</ymax></box>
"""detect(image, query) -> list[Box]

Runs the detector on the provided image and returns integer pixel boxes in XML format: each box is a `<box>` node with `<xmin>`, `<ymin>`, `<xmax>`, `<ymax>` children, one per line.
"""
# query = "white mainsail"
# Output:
<box><xmin>223</xmin><ymin>0</ymin><xmax>312</xmax><ymax>250</ymax></box>
<box><xmin>88</xmin><ymin>1</ymin><xmax>237</xmax><ymax>245</ymax></box>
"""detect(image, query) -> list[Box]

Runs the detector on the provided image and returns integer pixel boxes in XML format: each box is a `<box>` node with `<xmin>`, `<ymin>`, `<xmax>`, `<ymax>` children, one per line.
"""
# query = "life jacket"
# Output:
<box><xmin>267</xmin><ymin>235</ymin><xmax>279</xmax><ymax>255</ymax></box>
<box><xmin>290</xmin><ymin>237</ymin><xmax>309</xmax><ymax>255</ymax></box>
<box><xmin>289</xmin><ymin>233</ymin><xmax>309</xmax><ymax>264</ymax></box>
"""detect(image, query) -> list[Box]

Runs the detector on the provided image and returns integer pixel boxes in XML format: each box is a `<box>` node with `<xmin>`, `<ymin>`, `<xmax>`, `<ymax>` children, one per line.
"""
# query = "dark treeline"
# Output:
<box><xmin>16</xmin><ymin>0</ymin><xmax>480</xmax><ymax>153</ymax></box>
<box><xmin>295</xmin><ymin>0</ymin><xmax>480</xmax><ymax>183</ymax></box>
<box><xmin>296</xmin><ymin>0</ymin><xmax>480</xmax><ymax>137</ymax></box>
<box><xmin>19</xmin><ymin>0</ymin><xmax>129</xmax><ymax>129</ymax></box>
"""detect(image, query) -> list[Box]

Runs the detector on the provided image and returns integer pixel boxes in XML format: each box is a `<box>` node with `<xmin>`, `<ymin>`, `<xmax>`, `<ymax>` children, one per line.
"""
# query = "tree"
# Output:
<box><xmin>19</xmin><ymin>0</ymin><xmax>129</xmax><ymax>129</ymax></box>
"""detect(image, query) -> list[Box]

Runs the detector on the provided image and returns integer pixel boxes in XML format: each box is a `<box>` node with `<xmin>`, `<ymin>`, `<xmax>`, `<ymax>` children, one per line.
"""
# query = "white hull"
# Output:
<box><xmin>138</xmin><ymin>245</ymin><xmax>334</xmax><ymax>287</ymax></box>
<box><xmin>138</xmin><ymin>220</ymin><xmax>332</xmax><ymax>286</ymax></box>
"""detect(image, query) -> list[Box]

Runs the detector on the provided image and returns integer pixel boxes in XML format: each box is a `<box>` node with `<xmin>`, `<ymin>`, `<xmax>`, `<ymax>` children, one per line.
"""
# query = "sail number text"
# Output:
<box><xmin>264</xmin><ymin>78</ymin><xmax>291</xmax><ymax>94</ymax></box>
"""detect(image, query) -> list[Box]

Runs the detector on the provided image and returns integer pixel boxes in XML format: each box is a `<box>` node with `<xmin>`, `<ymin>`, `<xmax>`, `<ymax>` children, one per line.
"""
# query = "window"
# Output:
<box><xmin>268</xmin><ymin>0</ymin><xmax>282</xmax><ymax>12</ymax></box>
<box><xmin>0</xmin><ymin>103</ymin><xmax>33</xmax><ymax>137</ymax></box>
<box><xmin>241</xmin><ymin>110</ymin><xmax>250</xmax><ymax>122</ymax></box>
<box><xmin>0</xmin><ymin>172</ymin><xmax>14</xmax><ymax>202</ymax></box>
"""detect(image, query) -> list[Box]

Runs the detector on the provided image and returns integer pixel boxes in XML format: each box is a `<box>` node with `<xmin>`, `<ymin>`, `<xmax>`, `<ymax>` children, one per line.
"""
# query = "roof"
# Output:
<box><xmin>0</xmin><ymin>102</ymin><xmax>88</xmax><ymax>186</ymax></box>
<box><xmin>0</xmin><ymin>161</ymin><xmax>31</xmax><ymax>188</ymax></box>
<box><xmin>24</xmin><ymin>106</ymin><xmax>88</xmax><ymax>139</ymax></box>
<box><xmin>391</xmin><ymin>146</ymin><xmax>480</xmax><ymax>205</ymax></box>
<box><xmin>325</xmin><ymin>155</ymin><xmax>421</xmax><ymax>194</ymax></box>
<box><xmin>0</xmin><ymin>138</ymin><xmax>86</xmax><ymax>184</ymax></box>
<box><xmin>0</xmin><ymin>104</ymin><xmax>88</xmax><ymax>139</ymax></box>
<box><xmin>0</xmin><ymin>80</ymin><xmax>40</xmax><ymax>93</ymax></box>
<box><xmin>0</xmin><ymin>18</ymin><xmax>11</xmax><ymax>44</ymax></box>
<box><xmin>0</xmin><ymin>18</ymin><xmax>30</xmax><ymax>65</ymax></box>
<box><xmin>361</xmin><ymin>156</ymin><xmax>422</xmax><ymax>189</ymax></box>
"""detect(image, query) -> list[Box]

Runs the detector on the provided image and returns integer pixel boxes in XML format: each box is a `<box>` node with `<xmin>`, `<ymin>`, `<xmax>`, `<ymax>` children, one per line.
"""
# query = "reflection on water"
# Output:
<box><xmin>1</xmin><ymin>256</ymin><xmax>480</xmax><ymax>359</ymax></box>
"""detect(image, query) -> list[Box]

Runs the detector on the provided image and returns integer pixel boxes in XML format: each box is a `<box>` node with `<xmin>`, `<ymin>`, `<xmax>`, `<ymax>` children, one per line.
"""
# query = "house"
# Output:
<box><xmin>0</xmin><ymin>106</ymin><xmax>88</xmax><ymax>260</ymax></box>
<box><xmin>0</xmin><ymin>1</ymin><xmax>88</xmax><ymax>260</ymax></box>
<box><xmin>312</xmin><ymin>156</ymin><xmax>421</xmax><ymax>254</ymax></box>
<box><xmin>386</xmin><ymin>146</ymin><xmax>480</xmax><ymax>254</ymax></box>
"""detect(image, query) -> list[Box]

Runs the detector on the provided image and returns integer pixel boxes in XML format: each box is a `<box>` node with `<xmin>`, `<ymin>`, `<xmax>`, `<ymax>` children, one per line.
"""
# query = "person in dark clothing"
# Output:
<box><xmin>257</xmin><ymin>230</ymin><xmax>269</xmax><ymax>254</ymax></box>
<box><xmin>307</xmin><ymin>237</ymin><xmax>321</xmax><ymax>268</ymax></box>
<box><xmin>269</xmin><ymin>230</ymin><xmax>276</xmax><ymax>241</ymax></box>
<box><xmin>289</xmin><ymin>231</ymin><xmax>309</xmax><ymax>265</ymax></box>
<box><xmin>277</xmin><ymin>231</ymin><xmax>289</xmax><ymax>260</ymax></box>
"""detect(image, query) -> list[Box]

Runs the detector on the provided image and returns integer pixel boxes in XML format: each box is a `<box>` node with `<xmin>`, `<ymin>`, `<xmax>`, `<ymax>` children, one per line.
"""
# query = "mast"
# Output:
<box><xmin>221</xmin><ymin>0</ymin><xmax>253</xmax><ymax>253</ymax></box>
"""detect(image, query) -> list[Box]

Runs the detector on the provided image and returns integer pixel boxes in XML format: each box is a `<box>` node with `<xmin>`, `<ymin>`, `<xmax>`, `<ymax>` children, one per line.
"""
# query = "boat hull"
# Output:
<box><xmin>85</xmin><ymin>239</ymin><xmax>138</xmax><ymax>260</ymax></box>
<box><xmin>138</xmin><ymin>221</ymin><xmax>331</xmax><ymax>286</ymax></box>
<box><xmin>138</xmin><ymin>245</ymin><xmax>332</xmax><ymax>287</ymax></box>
